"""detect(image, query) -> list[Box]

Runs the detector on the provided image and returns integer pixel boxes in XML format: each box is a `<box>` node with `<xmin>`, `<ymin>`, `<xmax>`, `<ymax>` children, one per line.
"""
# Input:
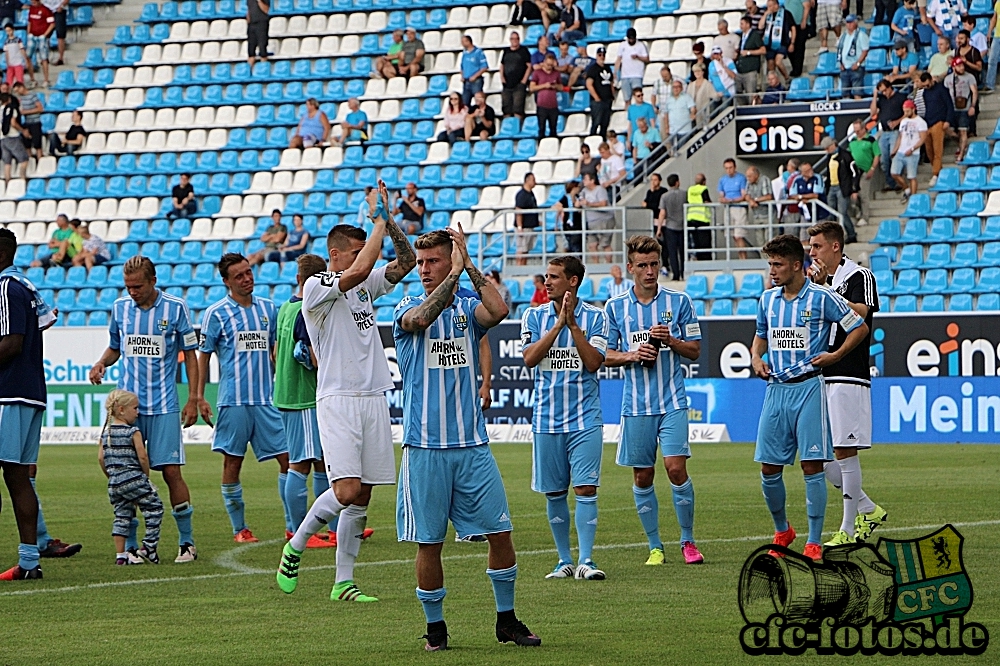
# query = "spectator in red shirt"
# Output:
<box><xmin>26</xmin><ymin>0</ymin><xmax>54</xmax><ymax>89</ymax></box>
<box><xmin>529</xmin><ymin>52</ymin><xmax>561</xmax><ymax>139</ymax></box>
<box><xmin>530</xmin><ymin>274</ymin><xmax>550</xmax><ymax>306</ymax></box>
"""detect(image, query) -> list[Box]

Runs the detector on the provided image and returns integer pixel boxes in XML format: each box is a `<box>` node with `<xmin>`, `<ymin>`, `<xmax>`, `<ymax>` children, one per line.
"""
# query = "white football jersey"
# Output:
<box><xmin>303</xmin><ymin>265</ymin><xmax>395</xmax><ymax>398</ymax></box>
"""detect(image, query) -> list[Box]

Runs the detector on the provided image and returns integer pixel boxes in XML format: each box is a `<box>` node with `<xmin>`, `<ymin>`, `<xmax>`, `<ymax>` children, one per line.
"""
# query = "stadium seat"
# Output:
<box><xmin>919</xmin><ymin>244</ymin><xmax>951</xmax><ymax>269</ymax></box>
<box><xmin>973</xmin><ymin>267</ymin><xmax>1000</xmax><ymax>292</ymax></box>
<box><xmin>899</xmin><ymin>218</ymin><xmax>927</xmax><ymax>243</ymax></box>
<box><xmin>917</xmin><ymin>269</ymin><xmax>948</xmax><ymax>294</ymax></box>
<box><xmin>894</xmin><ymin>244</ymin><xmax>923</xmax><ymax>269</ymax></box>
<box><xmin>871</xmin><ymin>218</ymin><xmax>901</xmax><ymax>244</ymax></box>
<box><xmin>955</xmin><ymin>216</ymin><xmax>982</xmax><ymax>240</ymax></box>
<box><xmin>976</xmin><ymin>293</ymin><xmax>1000</xmax><ymax>310</ymax></box>
<box><xmin>706</xmin><ymin>274</ymin><xmax>734</xmax><ymax>299</ymax></box>
<box><xmin>887</xmin><ymin>269</ymin><xmax>920</xmax><ymax>294</ymax></box>
<box><xmin>685</xmin><ymin>274</ymin><xmax>708</xmax><ymax>300</ymax></box>
<box><xmin>930</xmin><ymin>167</ymin><xmax>960</xmax><ymax>191</ymax></box>
<box><xmin>892</xmin><ymin>294</ymin><xmax>917</xmax><ymax>312</ymax></box>
<box><xmin>975</xmin><ymin>242</ymin><xmax>1000</xmax><ymax>267</ymax></box>
<box><xmin>929</xmin><ymin>192</ymin><xmax>957</xmax><ymax>217</ymax></box>
<box><xmin>950</xmin><ymin>243</ymin><xmax>978</xmax><ymax>267</ymax></box>
<box><xmin>946</xmin><ymin>268</ymin><xmax>976</xmax><ymax>294</ymax></box>
<box><xmin>925</xmin><ymin>218</ymin><xmax>953</xmax><ymax>242</ymax></box>
<box><xmin>735</xmin><ymin>299</ymin><xmax>757</xmax><ymax>315</ymax></box>
<box><xmin>921</xmin><ymin>294</ymin><xmax>946</xmax><ymax>311</ymax></box>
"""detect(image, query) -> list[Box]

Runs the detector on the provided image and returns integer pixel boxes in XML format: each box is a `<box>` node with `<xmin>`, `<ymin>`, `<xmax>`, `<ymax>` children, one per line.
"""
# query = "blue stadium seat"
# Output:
<box><xmin>956</xmin><ymin>192</ymin><xmax>985</xmax><ymax>216</ymax></box>
<box><xmin>869</xmin><ymin>24</ymin><xmax>892</xmax><ymax>47</ymax></box>
<box><xmin>894</xmin><ymin>244</ymin><xmax>923</xmax><ymax>269</ymax></box>
<box><xmin>917</xmin><ymin>269</ymin><xmax>948</xmax><ymax>294</ymax></box>
<box><xmin>975</xmin><ymin>241</ymin><xmax>1000</xmax><ymax>267</ymax></box>
<box><xmin>874</xmin><ymin>270</ymin><xmax>893</xmax><ymax>293</ymax></box>
<box><xmin>892</xmin><ymin>294</ymin><xmax>917</xmax><ymax>312</ymax></box>
<box><xmin>735</xmin><ymin>299</ymin><xmax>757</xmax><ymax>315</ymax></box>
<box><xmin>919</xmin><ymin>244</ymin><xmax>950</xmax><ymax>268</ymax></box>
<box><xmin>65</xmin><ymin>311</ymin><xmax>87</xmax><ymax>327</ymax></box>
<box><xmin>171</xmin><ymin>264</ymin><xmax>193</xmax><ymax>286</ymax></box>
<box><xmin>888</xmin><ymin>268</ymin><xmax>920</xmax><ymax>294</ymax></box>
<box><xmin>959</xmin><ymin>166</ymin><xmax>988</xmax><ymax>191</ymax></box>
<box><xmin>811</xmin><ymin>52</ymin><xmax>839</xmax><ymax>75</ymax></box>
<box><xmin>930</xmin><ymin>166</ymin><xmax>960</xmax><ymax>191</ymax></box>
<box><xmin>950</xmin><ymin>242</ymin><xmax>978</xmax><ymax>267</ymax></box>
<box><xmin>898</xmin><ymin>218</ymin><xmax>927</xmax><ymax>243</ymax></box>
<box><xmin>979</xmin><ymin>216</ymin><xmax>1000</xmax><ymax>240</ymax></box>
<box><xmin>685</xmin><ymin>274</ymin><xmax>708</xmax><ymax>300</ymax></box>
<box><xmin>97</xmin><ymin>288</ymin><xmax>119</xmax><ymax>309</ymax></box>
<box><xmin>180</xmin><ymin>242</ymin><xmax>202</xmax><ymax>263</ymax></box>
<box><xmin>945</xmin><ymin>268</ymin><xmax>976</xmax><ymax>294</ymax></box>
<box><xmin>692</xmin><ymin>300</ymin><xmax>706</xmax><ymax>317</ymax></box>
<box><xmin>707</xmin><ymin>274</ymin><xmax>734</xmax><ymax>299</ymax></box>
<box><xmin>13</xmin><ymin>245</ymin><xmax>34</xmax><ymax>267</ymax></box>
<box><xmin>929</xmin><ymin>192</ymin><xmax>957</xmax><ymax>217</ymax></box>
<box><xmin>257</xmin><ymin>262</ymin><xmax>281</xmax><ymax>285</ymax></box>
<box><xmin>44</xmin><ymin>268</ymin><xmax>65</xmax><ymax>288</ymax></box>
<box><xmin>977</xmin><ymin>293</ymin><xmax>1000</xmax><ymax>310</ymax></box>
<box><xmin>965</xmin><ymin>141</ymin><xmax>991</xmax><ymax>164</ymax></box>
<box><xmin>65</xmin><ymin>266</ymin><xmax>87</xmax><ymax>288</ymax></box>
<box><xmin>955</xmin><ymin>216</ymin><xmax>981</xmax><ymax>240</ymax></box>
<box><xmin>55</xmin><ymin>289</ymin><xmax>76</xmax><ymax>312</ymax></box>
<box><xmin>921</xmin><ymin>294</ymin><xmax>946</xmax><ymax>311</ymax></box>
<box><xmin>871</xmin><ymin>218</ymin><xmax>901</xmax><ymax>243</ymax></box>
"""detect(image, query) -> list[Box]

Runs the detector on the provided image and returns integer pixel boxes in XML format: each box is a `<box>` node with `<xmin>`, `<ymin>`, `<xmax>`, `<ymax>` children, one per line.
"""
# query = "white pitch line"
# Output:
<box><xmin>3</xmin><ymin>519</ymin><xmax>999</xmax><ymax>598</ymax></box>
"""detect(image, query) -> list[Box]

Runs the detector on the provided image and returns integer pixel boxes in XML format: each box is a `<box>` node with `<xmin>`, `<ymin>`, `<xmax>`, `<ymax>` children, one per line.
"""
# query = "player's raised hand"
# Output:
<box><xmin>366</xmin><ymin>186</ymin><xmax>382</xmax><ymax>222</ymax></box>
<box><xmin>447</xmin><ymin>227</ymin><xmax>468</xmax><ymax>273</ymax></box>
<box><xmin>752</xmin><ymin>356</ymin><xmax>770</xmax><ymax>379</ymax></box>
<box><xmin>562</xmin><ymin>291</ymin><xmax>578</xmax><ymax>328</ymax></box>
<box><xmin>455</xmin><ymin>221</ymin><xmax>473</xmax><ymax>267</ymax></box>
<box><xmin>88</xmin><ymin>362</ymin><xmax>105</xmax><ymax>385</ymax></box>
<box><xmin>378</xmin><ymin>179</ymin><xmax>390</xmax><ymax>215</ymax></box>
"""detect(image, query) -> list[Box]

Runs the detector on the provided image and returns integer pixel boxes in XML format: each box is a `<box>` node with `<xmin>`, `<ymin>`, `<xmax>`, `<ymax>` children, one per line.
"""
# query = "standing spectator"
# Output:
<box><xmin>26</xmin><ymin>0</ymin><xmax>53</xmax><ymax>89</ymax></box>
<box><xmin>651</xmin><ymin>66</ymin><xmax>673</xmax><ymax>135</ymax></box>
<box><xmin>0</xmin><ymin>0</ymin><xmax>20</xmax><ymax>30</ymax></box>
<box><xmin>586</xmin><ymin>47</ymin><xmax>614</xmax><ymax>137</ymax></box>
<box><xmin>713</xmin><ymin>19</ymin><xmax>741</xmax><ymax>61</ymax></box>
<box><xmin>837</xmin><ymin>15</ymin><xmax>869</xmax><ymax>99</ymax></box>
<box><xmin>3</xmin><ymin>23</ymin><xmax>28</xmax><ymax>87</ymax></box>
<box><xmin>785</xmin><ymin>0</ymin><xmax>813</xmax><ymax>77</ymax></box>
<box><xmin>500</xmin><ymin>32</ymin><xmax>532</xmax><ymax>121</ymax></box>
<box><xmin>72</xmin><ymin>222</ymin><xmax>110</xmax><ymax>269</ymax></box>
<box><xmin>567</xmin><ymin>43</ymin><xmax>593</xmax><ymax>89</ymax></box>
<box><xmin>760</xmin><ymin>0</ymin><xmax>796</xmax><ymax>81</ymax></box>
<box><xmin>515</xmin><ymin>172</ymin><xmax>540</xmax><ymax>264</ymax></box>
<box><xmin>1</xmin><ymin>93</ymin><xmax>27</xmax><ymax>180</ymax></box>
<box><xmin>964</xmin><ymin>15</ymin><xmax>987</xmax><ymax>58</ymax></box>
<box><xmin>718</xmin><ymin>158</ymin><xmax>750</xmax><ymax>260</ymax></box>
<box><xmin>606</xmin><ymin>128</ymin><xmax>626</xmax><ymax>157</ymax></box>
<box><xmin>662</xmin><ymin>79</ymin><xmax>697</xmax><ymax>144</ymax></box>
<box><xmin>822</xmin><ymin>137</ymin><xmax>859</xmax><ymax>243</ymax></box>
<box><xmin>42</xmin><ymin>0</ymin><xmax>66</xmax><ymax>66</ymax></box>
<box><xmin>870</xmin><ymin>79</ymin><xmax>906</xmax><ymax>190</ymax></box>
<box><xmin>606</xmin><ymin>264</ymin><xmax>634</xmax><ymax>297</ymax></box>
<box><xmin>815</xmin><ymin>0</ymin><xmax>844</xmax><ymax>55</ymax></box>
<box><xmin>48</xmin><ymin>107</ymin><xmax>84</xmax><ymax>155</ymax></box>
<box><xmin>487</xmin><ymin>270</ymin><xmax>514</xmax><ymax>313</ymax></box>
<box><xmin>397</xmin><ymin>27</ymin><xmax>425</xmax><ymax>78</ymax></box>
<box><xmin>927</xmin><ymin>0</ymin><xmax>966</xmax><ymax>47</ymax></box>
<box><xmin>246</xmin><ymin>0</ymin><xmax>270</xmax><ymax>68</ymax></box>
<box><xmin>917</xmin><ymin>71</ymin><xmax>954</xmax><ymax>185</ymax></box>
<box><xmin>657</xmin><ymin>173</ymin><xmax>687</xmax><ymax>281</ymax></box>
<box><xmin>642</xmin><ymin>172</ymin><xmax>665</xmax><ymax>215</ymax></box>
<box><xmin>985</xmin><ymin>3</ymin><xmax>1000</xmax><ymax>91</ymax></box>
<box><xmin>687</xmin><ymin>63</ymin><xmax>719</xmax><ymax>125</ymax></box>
<box><xmin>438</xmin><ymin>93</ymin><xmax>468</xmax><ymax>144</ymax></box>
<box><xmin>945</xmin><ymin>57</ymin><xmax>977</xmax><ymax>161</ymax></box>
<box><xmin>690</xmin><ymin>41</ymin><xmax>710</xmax><ymax>76</ymax></box>
<box><xmin>788</xmin><ymin>162</ymin><xmax>830</xmax><ymax>233</ymax></box>
<box><xmin>616</xmin><ymin>28</ymin><xmax>649</xmax><ymax>109</ymax></box>
<box><xmin>530</xmin><ymin>274</ymin><xmax>551</xmax><ymax>306</ymax></box>
<box><xmin>460</xmin><ymin>34</ymin><xmax>489</xmax><ymax>107</ymax></box>
<box><xmin>778</xmin><ymin>158</ymin><xmax>804</xmax><ymax>235</ymax></box>
<box><xmin>30</xmin><ymin>214</ymin><xmax>72</xmax><ymax>267</ymax></box>
<box><xmin>631</xmin><ymin>116</ymin><xmax>659</xmax><ymax>160</ymax></box>
<box><xmin>555</xmin><ymin>39</ymin><xmax>576</xmax><ymax>85</ymax></box>
<box><xmin>686</xmin><ymin>173</ymin><xmax>713</xmax><ymax>260</ymax></box>
<box><xmin>247</xmin><ymin>209</ymin><xmax>286</xmax><ymax>265</ymax></box>
<box><xmin>371</xmin><ymin>29</ymin><xmax>404</xmax><ymax>79</ymax></box>
<box><xmin>735</xmin><ymin>15</ymin><xmax>767</xmax><ymax>102</ymax></box>
<box><xmin>167</xmin><ymin>173</ymin><xmax>197</xmax><ymax>220</ymax></box>
<box><xmin>555</xmin><ymin>180</ymin><xmax>584</xmax><ymax>253</ymax></box>
<box><xmin>337</xmin><ymin>97</ymin><xmax>368</xmax><ymax>144</ymax></box>
<box><xmin>531</xmin><ymin>34</ymin><xmax>553</xmax><ymax>70</ymax></box>
<box><xmin>530</xmin><ymin>53</ymin><xmax>561</xmax><ymax>139</ymax></box>
<box><xmin>578</xmin><ymin>172</ymin><xmax>615</xmax><ymax>264</ymax></box>
<box><xmin>465</xmin><ymin>90</ymin><xmax>497</xmax><ymax>141</ymax></box>
<box><xmin>955</xmin><ymin>29</ymin><xmax>984</xmax><ymax>81</ymax></box>
<box><xmin>890</xmin><ymin>99</ymin><xmax>927</xmax><ymax>199</ymax></box>
<box><xmin>626</xmin><ymin>88</ymin><xmax>656</xmax><ymax>152</ymax></box>
<box><xmin>891</xmin><ymin>0</ymin><xmax>920</xmax><ymax>50</ymax></box>
<box><xmin>761</xmin><ymin>70</ymin><xmax>787</xmax><ymax>103</ymax></box>
<box><xmin>597</xmin><ymin>141</ymin><xmax>626</xmax><ymax>199</ymax></box>
<box><xmin>393</xmin><ymin>182</ymin><xmax>426</xmax><ymax>234</ymax></box>
<box><xmin>13</xmin><ymin>81</ymin><xmax>41</xmax><ymax>161</ymax></box>
<box><xmin>574</xmin><ymin>143</ymin><xmax>600</xmax><ymax>180</ymax></box>
<box><xmin>709</xmin><ymin>45</ymin><xmax>737</xmax><ymax>98</ymax></box>
<box><xmin>554</xmin><ymin>0</ymin><xmax>587</xmax><ymax>44</ymax></box>
<box><xmin>745</xmin><ymin>165</ymin><xmax>774</xmax><ymax>248</ymax></box>
<box><xmin>887</xmin><ymin>39</ymin><xmax>919</xmax><ymax>85</ymax></box>
<box><xmin>288</xmin><ymin>98</ymin><xmax>330</xmax><ymax>149</ymax></box>
<box><xmin>848</xmin><ymin>119</ymin><xmax>881</xmax><ymax>227</ymax></box>
<box><xmin>876</xmin><ymin>0</ymin><xmax>900</xmax><ymax>24</ymax></box>
<box><xmin>928</xmin><ymin>34</ymin><xmax>955</xmax><ymax>80</ymax></box>
<box><xmin>745</xmin><ymin>0</ymin><xmax>765</xmax><ymax>25</ymax></box>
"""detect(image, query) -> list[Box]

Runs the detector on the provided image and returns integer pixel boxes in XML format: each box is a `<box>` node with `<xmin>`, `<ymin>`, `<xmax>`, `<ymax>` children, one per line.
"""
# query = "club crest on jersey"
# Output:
<box><xmin>157</xmin><ymin>318</ymin><xmax>169</xmax><ymax>331</ymax></box>
<box><xmin>357</xmin><ymin>288</ymin><xmax>370</xmax><ymax>303</ymax></box>
<box><xmin>260</xmin><ymin>316</ymin><xmax>269</xmax><ymax>327</ymax></box>
<box><xmin>801</xmin><ymin>310</ymin><xmax>813</xmax><ymax>322</ymax></box>
<box><xmin>454</xmin><ymin>314</ymin><xmax>469</xmax><ymax>331</ymax></box>
<box><xmin>660</xmin><ymin>311</ymin><xmax>672</xmax><ymax>323</ymax></box>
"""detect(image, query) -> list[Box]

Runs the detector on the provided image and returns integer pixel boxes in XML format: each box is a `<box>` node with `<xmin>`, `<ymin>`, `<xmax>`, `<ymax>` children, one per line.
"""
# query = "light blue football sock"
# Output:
<box><xmin>632</xmin><ymin>485</ymin><xmax>662</xmax><ymax>551</ymax></box>
<box><xmin>486</xmin><ymin>564</ymin><xmax>517</xmax><ymax>613</ymax></box>
<box><xmin>277</xmin><ymin>473</ymin><xmax>294</xmax><ymax>533</ymax></box>
<box><xmin>285</xmin><ymin>470</ymin><xmax>309</xmax><ymax>532</ymax></box>
<box><xmin>804</xmin><ymin>471</ymin><xmax>828</xmax><ymax>545</ymax></box>
<box><xmin>29</xmin><ymin>478</ymin><xmax>50</xmax><ymax>550</ymax></box>
<box><xmin>416</xmin><ymin>587</ymin><xmax>447</xmax><ymax>623</ymax></box>
<box><xmin>17</xmin><ymin>543</ymin><xmax>39</xmax><ymax>571</ymax></box>
<box><xmin>671</xmin><ymin>478</ymin><xmax>695</xmax><ymax>544</ymax></box>
<box><xmin>545</xmin><ymin>492</ymin><xmax>573</xmax><ymax>564</ymax></box>
<box><xmin>574</xmin><ymin>494</ymin><xmax>598</xmax><ymax>564</ymax></box>
<box><xmin>221</xmin><ymin>483</ymin><xmax>247</xmax><ymax>534</ymax></box>
<box><xmin>125</xmin><ymin>518</ymin><xmax>140</xmax><ymax>551</ymax></box>
<box><xmin>172</xmin><ymin>502</ymin><xmax>194</xmax><ymax>546</ymax></box>
<box><xmin>761</xmin><ymin>472</ymin><xmax>789</xmax><ymax>532</ymax></box>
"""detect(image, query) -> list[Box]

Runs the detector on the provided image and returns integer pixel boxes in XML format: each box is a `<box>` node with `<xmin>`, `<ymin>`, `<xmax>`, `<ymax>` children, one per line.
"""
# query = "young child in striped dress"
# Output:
<box><xmin>98</xmin><ymin>389</ymin><xmax>164</xmax><ymax>565</ymax></box>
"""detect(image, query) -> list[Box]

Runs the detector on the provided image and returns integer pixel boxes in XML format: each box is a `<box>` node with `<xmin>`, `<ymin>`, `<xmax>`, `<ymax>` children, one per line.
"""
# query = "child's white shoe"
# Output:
<box><xmin>116</xmin><ymin>549</ymin><xmax>144</xmax><ymax>566</ymax></box>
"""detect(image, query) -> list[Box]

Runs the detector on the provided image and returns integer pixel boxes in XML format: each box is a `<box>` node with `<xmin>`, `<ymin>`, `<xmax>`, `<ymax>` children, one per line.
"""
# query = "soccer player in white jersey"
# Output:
<box><xmin>521</xmin><ymin>256</ymin><xmax>609</xmax><ymax>580</ymax></box>
<box><xmin>197</xmin><ymin>253</ymin><xmax>290</xmax><ymax>544</ymax></box>
<box><xmin>604</xmin><ymin>235</ymin><xmax>705</xmax><ymax>566</ymax></box>
<box><xmin>807</xmin><ymin>222</ymin><xmax>887</xmax><ymax>545</ymax></box>
<box><xmin>276</xmin><ymin>183</ymin><xmax>415</xmax><ymax>603</ymax></box>
<box><xmin>751</xmin><ymin>235</ymin><xmax>868</xmax><ymax>562</ymax></box>
<box><xmin>395</xmin><ymin>229</ymin><xmax>541</xmax><ymax>651</ymax></box>
<box><xmin>89</xmin><ymin>256</ymin><xmax>201</xmax><ymax>563</ymax></box>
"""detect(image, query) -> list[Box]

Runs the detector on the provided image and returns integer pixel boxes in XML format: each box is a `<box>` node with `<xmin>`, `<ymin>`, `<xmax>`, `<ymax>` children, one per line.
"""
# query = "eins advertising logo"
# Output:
<box><xmin>905</xmin><ymin>322</ymin><xmax>1000</xmax><ymax>377</ymax></box>
<box><xmin>738</xmin><ymin>525</ymin><xmax>989</xmax><ymax>656</ymax></box>
<box><xmin>738</xmin><ymin>116</ymin><xmax>835</xmax><ymax>154</ymax></box>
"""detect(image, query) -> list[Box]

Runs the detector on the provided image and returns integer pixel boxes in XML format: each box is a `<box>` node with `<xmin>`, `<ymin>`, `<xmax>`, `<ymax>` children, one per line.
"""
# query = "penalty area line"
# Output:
<box><xmin>3</xmin><ymin>519</ymin><xmax>999</xmax><ymax>598</ymax></box>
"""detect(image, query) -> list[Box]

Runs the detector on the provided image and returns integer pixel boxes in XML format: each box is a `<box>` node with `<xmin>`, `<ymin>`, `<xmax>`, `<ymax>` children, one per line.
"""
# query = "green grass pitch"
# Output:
<box><xmin>1</xmin><ymin>443</ymin><xmax>998</xmax><ymax>665</ymax></box>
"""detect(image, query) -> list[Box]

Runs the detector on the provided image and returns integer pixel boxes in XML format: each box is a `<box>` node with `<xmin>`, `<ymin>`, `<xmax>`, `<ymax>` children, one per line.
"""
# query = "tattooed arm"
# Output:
<box><xmin>383</xmin><ymin>179</ymin><xmax>416</xmax><ymax>283</ymax></box>
<box><xmin>400</xmin><ymin>274</ymin><xmax>460</xmax><ymax>332</ymax></box>
<box><xmin>465</xmin><ymin>255</ymin><xmax>508</xmax><ymax>328</ymax></box>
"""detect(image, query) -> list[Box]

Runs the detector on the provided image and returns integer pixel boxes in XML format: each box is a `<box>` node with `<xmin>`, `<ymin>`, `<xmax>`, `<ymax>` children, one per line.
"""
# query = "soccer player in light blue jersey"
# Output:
<box><xmin>89</xmin><ymin>255</ymin><xmax>201</xmax><ymax>563</ymax></box>
<box><xmin>197</xmin><ymin>253</ymin><xmax>290</xmax><ymax>543</ymax></box>
<box><xmin>521</xmin><ymin>256</ymin><xmax>609</xmax><ymax>580</ymax></box>
<box><xmin>751</xmin><ymin>235</ymin><xmax>869</xmax><ymax>562</ymax></box>
<box><xmin>604</xmin><ymin>235</ymin><xmax>704</xmax><ymax>566</ymax></box>
<box><xmin>394</xmin><ymin>228</ymin><xmax>540</xmax><ymax>651</ymax></box>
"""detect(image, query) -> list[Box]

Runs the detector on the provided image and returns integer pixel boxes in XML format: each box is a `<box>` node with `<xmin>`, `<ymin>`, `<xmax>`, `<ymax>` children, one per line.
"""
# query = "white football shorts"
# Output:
<box><xmin>316</xmin><ymin>394</ymin><xmax>397</xmax><ymax>484</ymax></box>
<box><xmin>825</xmin><ymin>382</ymin><xmax>872</xmax><ymax>449</ymax></box>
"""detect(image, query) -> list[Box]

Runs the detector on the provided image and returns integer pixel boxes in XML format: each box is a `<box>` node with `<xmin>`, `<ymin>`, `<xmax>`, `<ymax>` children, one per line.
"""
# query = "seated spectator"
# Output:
<box><xmin>963</xmin><ymin>14</ymin><xmax>987</xmax><ymax>58</ymax></box>
<box><xmin>945</xmin><ymin>57</ymin><xmax>977</xmax><ymax>161</ymax></box>
<box><xmin>597</xmin><ymin>141</ymin><xmax>626</xmax><ymax>198</ymax></box>
<box><xmin>248</xmin><ymin>209</ymin><xmax>287</xmax><ymax>265</ymax></box>
<box><xmin>606</xmin><ymin>129</ymin><xmax>625</xmax><ymax>158</ymax></box>
<box><xmin>555</xmin><ymin>38</ymin><xmax>576</xmax><ymax>85</ymax></box>
<box><xmin>264</xmin><ymin>214</ymin><xmax>310</xmax><ymax>263</ymax></box>
<box><xmin>761</xmin><ymin>70</ymin><xmax>786</xmax><ymax>103</ymax></box>
<box><xmin>393</xmin><ymin>182</ymin><xmax>426</xmax><ymax>234</ymax></box>
<box><xmin>48</xmin><ymin>108</ymin><xmax>85</xmax><ymax>156</ymax></box>
<box><xmin>530</xmin><ymin>273</ymin><xmax>550</xmax><ymax>306</ymax></box>
<box><xmin>31</xmin><ymin>214</ymin><xmax>76</xmax><ymax>268</ymax></box>
<box><xmin>890</xmin><ymin>0</ymin><xmax>919</xmax><ymax>51</ymax></box>
<box><xmin>1</xmin><ymin>92</ymin><xmax>27</xmax><ymax>180</ymax></box>
<box><xmin>289</xmin><ymin>98</ymin><xmax>330</xmax><ymax>149</ymax></box>
<box><xmin>166</xmin><ymin>173</ymin><xmax>197</xmax><ymax>219</ymax></box>
<box><xmin>688</xmin><ymin>63</ymin><xmax>720</xmax><ymax>125</ymax></box>
<box><xmin>607</xmin><ymin>264</ymin><xmax>633</xmax><ymax>297</ymax></box>
<box><xmin>567</xmin><ymin>43</ymin><xmax>593</xmax><ymax>88</ymax></box>
<box><xmin>335</xmin><ymin>97</ymin><xmax>368</xmax><ymax>144</ymax></box>
<box><xmin>662</xmin><ymin>79</ymin><xmax>697</xmax><ymax>144</ymax></box>
<box><xmin>460</xmin><ymin>34</ymin><xmax>489</xmax><ymax>106</ymax></box>
<box><xmin>530</xmin><ymin>52</ymin><xmax>561</xmax><ymax>139</ymax></box>
<box><xmin>465</xmin><ymin>91</ymin><xmax>497</xmax><ymax>141</ymax></box>
<box><xmin>72</xmin><ymin>221</ymin><xmax>111</xmax><ymax>270</ymax></box>
<box><xmin>709</xmin><ymin>45</ymin><xmax>737</xmax><ymax>98</ymax></box>
<box><xmin>631</xmin><ymin>116</ymin><xmax>659</xmax><ymax>160</ymax></box>
<box><xmin>514</xmin><ymin>172</ymin><xmax>539</xmax><ymax>265</ymax></box>
<box><xmin>3</xmin><ymin>24</ymin><xmax>30</xmax><ymax>86</ymax></box>
<box><xmin>531</xmin><ymin>34</ymin><xmax>552</xmax><ymax>70</ymax></box>
<box><xmin>616</xmin><ymin>28</ymin><xmax>649</xmax><ymax>109</ymax></box>
<box><xmin>438</xmin><ymin>93</ymin><xmax>468</xmax><ymax>144</ymax></box>
<box><xmin>395</xmin><ymin>27</ymin><xmax>425</xmax><ymax>78</ymax></box>
<box><xmin>574</xmin><ymin>143</ymin><xmax>600</xmax><ymax>180</ymax></box>
<box><xmin>577</xmin><ymin>172</ymin><xmax>615</xmax><ymax>263</ymax></box>
<box><xmin>626</xmin><ymin>88</ymin><xmax>657</xmax><ymax>152</ymax></box>
<box><xmin>928</xmin><ymin>35</ymin><xmax>953</xmax><ymax>81</ymax></box>
<box><xmin>553</xmin><ymin>0</ymin><xmax>586</xmax><ymax>44</ymax></box>
<box><xmin>372</xmin><ymin>28</ymin><xmax>404</xmax><ymax>79</ymax></box>
<box><xmin>887</xmin><ymin>40</ymin><xmax>919</xmax><ymax>85</ymax></box>
<box><xmin>513</xmin><ymin>0</ymin><xmax>560</xmax><ymax>32</ymax></box>
<box><xmin>555</xmin><ymin>179</ymin><xmax>583</xmax><ymax>254</ymax></box>
<box><xmin>487</xmin><ymin>269</ymin><xmax>514</xmax><ymax>312</ymax></box>
<box><xmin>760</xmin><ymin>0</ymin><xmax>795</xmax><ymax>81</ymax></box>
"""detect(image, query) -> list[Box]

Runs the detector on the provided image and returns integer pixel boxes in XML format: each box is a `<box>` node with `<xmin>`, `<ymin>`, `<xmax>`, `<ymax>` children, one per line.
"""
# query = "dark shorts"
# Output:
<box><xmin>471</xmin><ymin>121</ymin><xmax>496</xmax><ymax>137</ymax></box>
<box><xmin>395</xmin><ymin>61</ymin><xmax>423</xmax><ymax>77</ymax></box>
<box><xmin>956</xmin><ymin>109</ymin><xmax>973</xmax><ymax>130</ymax></box>
<box><xmin>266</xmin><ymin>249</ymin><xmax>304</xmax><ymax>263</ymax></box>
<box><xmin>247</xmin><ymin>20</ymin><xmax>268</xmax><ymax>58</ymax></box>
<box><xmin>766</xmin><ymin>47</ymin><xmax>788</xmax><ymax>60</ymax></box>
<box><xmin>54</xmin><ymin>10</ymin><xmax>67</xmax><ymax>39</ymax></box>
<box><xmin>501</xmin><ymin>86</ymin><xmax>527</xmax><ymax>116</ymax></box>
<box><xmin>25</xmin><ymin>122</ymin><xmax>42</xmax><ymax>150</ymax></box>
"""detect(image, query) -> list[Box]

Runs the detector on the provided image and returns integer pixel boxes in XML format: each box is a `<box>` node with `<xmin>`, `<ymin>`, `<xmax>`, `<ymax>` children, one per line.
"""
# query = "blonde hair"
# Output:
<box><xmin>101</xmin><ymin>389</ymin><xmax>138</xmax><ymax>442</ymax></box>
<box><xmin>123</xmin><ymin>255</ymin><xmax>156</xmax><ymax>280</ymax></box>
<box><xmin>626</xmin><ymin>234</ymin><xmax>662</xmax><ymax>260</ymax></box>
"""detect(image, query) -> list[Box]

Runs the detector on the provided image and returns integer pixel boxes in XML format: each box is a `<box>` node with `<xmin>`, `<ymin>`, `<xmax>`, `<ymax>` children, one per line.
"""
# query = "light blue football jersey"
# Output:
<box><xmin>200</xmin><ymin>295</ymin><xmax>278</xmax><ymax>407</ymax></box>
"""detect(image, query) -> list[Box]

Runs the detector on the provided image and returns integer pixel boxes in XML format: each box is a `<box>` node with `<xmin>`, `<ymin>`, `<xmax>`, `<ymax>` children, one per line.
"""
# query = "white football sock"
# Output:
<box><xmin>824</xmin><ymin>460</ymin><xmax>842</xmax><ymax>489</ymax></box>
<box><xmin>838</xmin><ymin>456</ymin><xmax>863</xmax><ymax>533</ymax></box>
<box><xmin>290</xmin><ymin>489</ymin><xmax>345</xmax><ymax>552</ymax></box>
<box><xmin>335</xmin><ymin>504</ymin><xmax>368</xmax><ymax>584</ymax></box>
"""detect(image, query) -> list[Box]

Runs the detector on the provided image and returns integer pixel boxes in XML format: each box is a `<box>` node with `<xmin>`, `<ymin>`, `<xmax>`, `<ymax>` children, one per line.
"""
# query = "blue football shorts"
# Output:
<box><xmin>616</xmin><ymin>409</ymin><xmax>690</xmax><ymax>468</ymax></box>
<box><xmin>531</xmin><ymin>426</ymin><xmax>603</xmax><ymax>493</ymax></box>
<box><xmin>280</xmin><ymin>407</ymin><xmax>323</xmax><ymax>464</ymax></box>
<box><xmin>136</xmin><ymin>412</ymin><xmax>185</xmax><ymax>470</ymax></box>
<box><xmin>755</xmin><ymin>375</ymin><xmax>834</xmax><ymax>466</ymax></box>
<box><xmin>0</xmin><ymin>404</ymin><xmax>42</xmax><ymax>465</ymax></box>
<box><xmin>212</xmin><ymin>405</ymin><xmax>287</xmax><ymax>462</ymax></box>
